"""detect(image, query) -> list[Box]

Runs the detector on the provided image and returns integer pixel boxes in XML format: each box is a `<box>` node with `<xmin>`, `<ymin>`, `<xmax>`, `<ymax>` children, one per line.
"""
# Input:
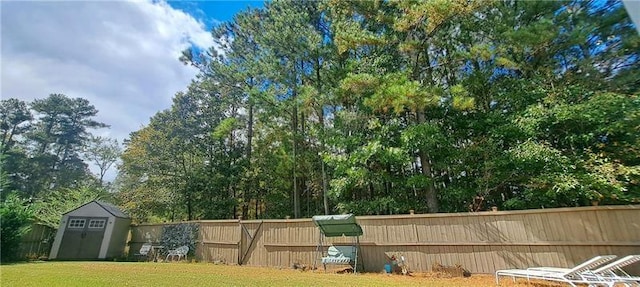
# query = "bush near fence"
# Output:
<box><xmin>129</xmin><ymin>205</ymin><xmax>640</xmax><ymax>274</ymax></box>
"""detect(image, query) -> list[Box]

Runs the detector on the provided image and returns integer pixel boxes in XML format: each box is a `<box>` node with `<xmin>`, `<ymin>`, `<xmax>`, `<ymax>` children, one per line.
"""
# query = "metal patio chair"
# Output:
<box><xmin>165</xmin><ymin>245</ymin><xmax>189</xmax><ymax>262</ymax></box>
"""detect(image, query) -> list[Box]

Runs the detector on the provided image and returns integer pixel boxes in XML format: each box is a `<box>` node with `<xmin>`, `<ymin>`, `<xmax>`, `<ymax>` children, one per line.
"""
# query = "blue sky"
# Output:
<box><xmin>1</xmin><ymin>0</ymin><xmax>264</xmax><ymax>180</ymax></box>
<box><xmin>1</xmin><ymin>0</ymin><xmax>266</xmax><ymax>142</ymax></box>
<box><xmin>168</xmin><ymin>1</ymin><xmax>264</xmax><ymax>28</ymax></box>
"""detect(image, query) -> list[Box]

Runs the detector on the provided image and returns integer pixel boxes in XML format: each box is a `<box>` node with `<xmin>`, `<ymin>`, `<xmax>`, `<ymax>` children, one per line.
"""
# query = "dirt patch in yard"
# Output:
<box><xmin>320</xmin><ymin>267</ymin><xmax>567</xmax><ymax>287</ymax></box>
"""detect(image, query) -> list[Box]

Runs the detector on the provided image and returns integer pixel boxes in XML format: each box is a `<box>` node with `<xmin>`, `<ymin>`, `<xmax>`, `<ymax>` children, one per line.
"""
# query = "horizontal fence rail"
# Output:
<box><xmin>129</xmin><ymin>205</ymin><xmax>640</xmax><ymax>274</ymax></box>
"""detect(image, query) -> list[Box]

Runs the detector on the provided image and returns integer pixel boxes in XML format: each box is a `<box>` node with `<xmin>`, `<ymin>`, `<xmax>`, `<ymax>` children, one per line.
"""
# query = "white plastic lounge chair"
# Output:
<box><xmin>496</xmin><ymin>255</ymin><xmax>617</xmax><ymax>286</ymax></box>
<box><xmin>165</xmin><ymin>245</ymin><xmax>189</xmax><ymax>262</ymax></box>
<box><xmin>589</xmin><ymin>255</ymin><xmax>640</xmax><ymax>285</ymax></box>
<box><xmin>526</xmin><ymin>255</ymin><xmax>618</xmax><ymax>274</ymax></box>
<box><xmin>526</xmin><ymin>255</ymin><xmax>640</xmax><ymax>285</ymax></box>
<box><xmin>135</xmin><ymin>243</ymin><xmax>152</xmax><ymax>261</ymax></box>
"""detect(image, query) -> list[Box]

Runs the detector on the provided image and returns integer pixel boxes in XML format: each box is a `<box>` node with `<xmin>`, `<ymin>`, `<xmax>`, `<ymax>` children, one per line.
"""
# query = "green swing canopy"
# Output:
<box><xmin>312</xmin><ymin>214</ymin><xmax>363</xmax><ymax>237</ymax></box>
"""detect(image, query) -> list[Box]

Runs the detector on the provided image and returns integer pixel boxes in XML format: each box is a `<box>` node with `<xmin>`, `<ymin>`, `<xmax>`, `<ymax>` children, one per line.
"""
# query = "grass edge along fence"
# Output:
<box><xmin>129</xmin><ymin>205</ymin><xmax>640</xmax><ymax>274</ymax></box>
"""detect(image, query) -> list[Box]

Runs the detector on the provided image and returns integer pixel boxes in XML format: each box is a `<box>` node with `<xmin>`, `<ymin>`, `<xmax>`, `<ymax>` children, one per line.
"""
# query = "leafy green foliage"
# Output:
<box><xmin>0</xmin><ymin>194</ymin><xmax>34</xmax><ymax>263</ymax></box>
<box><xmin>1</xmin><ymin>94</ymin><xmax>114</xmax><ymax>200</ymax></box>
<box><xmin>117</xmin><ymin>0</ymin><xmax>640</xmax><ymax>219</ymax></box>
<box><xmin>31</xmin><ymin>186</ymin><xmax>109</xmax><ymax>228</ymax></box>
<box><xmin>0</xmin><ymin>98</ymin><xmax>32</xmax><ymax>154</ymax></box>
<box><xmin>83</xmin><ymin>136</ymin><xmax>121</xmax><ymax>186</ymax></box>
<box><xmin>1</xmin><ymin>95</ymin><xmax>121</xmax><ymax>240</ymax></box>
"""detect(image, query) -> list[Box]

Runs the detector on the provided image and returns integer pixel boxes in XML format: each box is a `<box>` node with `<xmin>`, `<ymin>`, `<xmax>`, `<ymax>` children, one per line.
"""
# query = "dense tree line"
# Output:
<box><xmin>117</xmin><ymin>0</ymin><xmax>639</xmax><ymax>222</ymax></box>
<box><xmin>0</xmin><ymin>94</ymin><xmax>121</xmax><ymax>228</ymax></box>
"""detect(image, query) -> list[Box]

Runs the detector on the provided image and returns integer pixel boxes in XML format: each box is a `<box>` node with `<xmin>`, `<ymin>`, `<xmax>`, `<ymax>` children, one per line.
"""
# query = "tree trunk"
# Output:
<box><xmin>245</xmin><ymin>99</ymin><xmax>254</xmax><ymax>219</ymax></box>
<box><xmin>416</xmin><ymin>42</ymin><xmax>439</xmax><ymax>213</ymax></box>
<box><xmin>293</xmin><ymin>116</ymin><xmax>299</xmax><ymax>218</ymax></box>
<box><xmin>247</xmin><ymin>102</ymin><xmax>254</xmax><ymax>164</ymax></box>
<box><xmin>417</xmin><ymin>112</ymin><xmax>439</xmax><ymax>213</ymax></box>
<box><xmin>292</xmin><ymin>63</ymin><xmax>300</xmax><ymax>219</ymax></box>
<box><xmin>315</xmin><ymin>55</ymin><xmax>330</xmax><ymax>215</ymax></box>
<box><xmin>187</xmin><ymin>194</ymin><xmax>193</xmax><ymax>220</ymax></box>
<box><xmin>1</xmin><ymin>125</ymin><xmax>16</xmax><ymax>154</ymax></box>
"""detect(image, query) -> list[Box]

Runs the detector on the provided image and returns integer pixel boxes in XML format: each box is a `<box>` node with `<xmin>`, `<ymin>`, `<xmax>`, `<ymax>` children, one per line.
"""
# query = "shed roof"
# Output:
<box><xmin>95</xmin><ymin>201</ymin><xmax>129</xmax><ymax>218</ymax></box>
<box><xmin>63</xmin><ymin>200</ymin><xmax>130</xmax><ymax>218</ymax></box>
<box><xmin>312</xmin><ymin>214</ymin><xmax>363</xmax><ymax>237</ymax></box>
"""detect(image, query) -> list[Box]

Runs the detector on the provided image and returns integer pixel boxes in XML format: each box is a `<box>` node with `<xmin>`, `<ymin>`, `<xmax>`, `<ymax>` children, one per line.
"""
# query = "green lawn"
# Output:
<box><xmin>0</xmin><ymin>261</ymin><xmax>528</xmax><ymax>287</ymax></box>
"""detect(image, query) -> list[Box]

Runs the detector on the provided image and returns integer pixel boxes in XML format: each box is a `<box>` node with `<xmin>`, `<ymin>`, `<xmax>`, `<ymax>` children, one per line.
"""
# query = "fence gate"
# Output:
<box><xmin>239</xmin><ymin>221</ymin><xmax>263</xmax><ymax>265</ymax></box>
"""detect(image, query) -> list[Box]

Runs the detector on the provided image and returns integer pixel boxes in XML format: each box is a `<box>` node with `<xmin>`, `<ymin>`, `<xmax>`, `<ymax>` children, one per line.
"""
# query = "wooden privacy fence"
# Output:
<box><xmin>129</xmin><ymin>205</ymin><xmax>640</xmax><ymax>274</ymax></box>
<box><xmin>19</xmin><ymin>224</ymin><xmax>56</xmax><ymax>259</ymax></box>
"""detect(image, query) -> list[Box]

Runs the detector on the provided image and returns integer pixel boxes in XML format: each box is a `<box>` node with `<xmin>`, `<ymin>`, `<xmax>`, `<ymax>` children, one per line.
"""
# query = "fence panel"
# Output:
<box><xmin>19</xmin><ymin>224</ymin><xmax>55</xmax><ymax>259</ymax></box>
<box><xmin>198</xmin><ymin>220</ymin><xmax>241</xmax><ymax>264</ymax></box>
<box><xmin>128</xmin><ymin>205</ymin><xmax>640</xmax><ymax>274</ymax></box>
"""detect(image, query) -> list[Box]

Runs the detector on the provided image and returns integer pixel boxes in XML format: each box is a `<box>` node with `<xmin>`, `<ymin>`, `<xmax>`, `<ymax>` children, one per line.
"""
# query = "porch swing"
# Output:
<box><xmin>312</xmin><ymin>214</ymin><xmax>364</xmax><ymax>273</ymax></box>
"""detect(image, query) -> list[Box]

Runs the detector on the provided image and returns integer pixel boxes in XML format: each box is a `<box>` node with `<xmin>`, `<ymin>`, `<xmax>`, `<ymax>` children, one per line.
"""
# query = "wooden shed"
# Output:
<box><xmin>49</xmin><ymin>200</ymin><xmax>131</xmax><ymax>260</ymax></box>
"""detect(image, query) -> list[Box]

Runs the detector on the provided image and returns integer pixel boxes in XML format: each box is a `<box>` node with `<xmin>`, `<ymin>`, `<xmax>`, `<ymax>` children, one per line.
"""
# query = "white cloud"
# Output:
<box><xmin>1</xmin><ymin>0</ymin><xmax>216</xmax><ymax>180</ymax></box>
<box><xmin>1</xmin><ymin>0</ymin><xmax>214</xmax><ymax>139</ymax></box>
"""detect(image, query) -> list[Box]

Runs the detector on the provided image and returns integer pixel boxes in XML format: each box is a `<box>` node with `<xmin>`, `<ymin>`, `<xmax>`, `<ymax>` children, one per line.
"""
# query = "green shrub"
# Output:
<box><xmin>0</xmin><ymin>194</ymin><xmax>34</xmax><ymax>263</ymax></box>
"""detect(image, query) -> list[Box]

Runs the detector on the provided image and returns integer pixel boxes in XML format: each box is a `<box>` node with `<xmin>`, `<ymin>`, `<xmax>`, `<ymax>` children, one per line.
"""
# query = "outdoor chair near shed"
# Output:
<box><xmin>165</xmin><ymin>245</ymin><xmax>189</xmax><ymax>262</ymax></box>
<box><xmin>135</xmin><ymin>243</ymin><xmax>152</xmax><ymax>261</ymax></box>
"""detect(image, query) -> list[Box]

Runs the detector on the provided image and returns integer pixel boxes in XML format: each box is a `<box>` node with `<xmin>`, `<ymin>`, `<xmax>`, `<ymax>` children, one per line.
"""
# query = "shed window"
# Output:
<box><xmin>68</xmin><ymin>219</ymin><xmax>85</xmax><ymax>229</ymax></box>
<box><xmin>88</xmin><ymin>219</ymin><xmax>106</xmax><ymax>229</ymax></box>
